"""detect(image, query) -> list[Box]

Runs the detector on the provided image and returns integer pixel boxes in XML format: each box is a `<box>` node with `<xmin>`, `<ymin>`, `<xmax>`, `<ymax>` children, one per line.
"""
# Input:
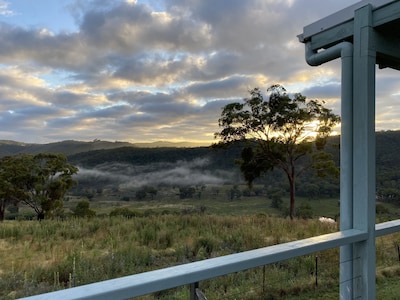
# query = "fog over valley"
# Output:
<box><xmin>74</xmin><ymin>157</ymin><xmax>235</xmax><ymax>191</ymax></box>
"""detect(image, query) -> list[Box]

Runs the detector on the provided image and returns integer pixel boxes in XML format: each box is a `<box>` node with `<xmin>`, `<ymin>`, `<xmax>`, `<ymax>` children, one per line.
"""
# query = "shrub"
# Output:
<box><xmin>73</xmin><ymin>200</ymin><xmax>96</xmax><ymax>218</ymax></box>
<box><xmin>296</xmin><ymin>203</ymin><xmax>313</xmax><ymax>219</ymax></box>
<box><xmin>270</xmin><ymin>194</ymin><xmax>283</xmax><ymax>209</ymax></box>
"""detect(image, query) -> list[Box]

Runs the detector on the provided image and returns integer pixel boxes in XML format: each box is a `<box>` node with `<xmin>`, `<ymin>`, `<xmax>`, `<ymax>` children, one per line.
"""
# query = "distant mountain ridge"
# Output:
<box><xmin>1</xmin><ymin>130</ymin><xmax>400</xmax><ymax>166</ymax></box>
<box><xmin>0</xmin><ymin>139</ymin><xmax>209</xmax><ymax>157</ymax></box>
<box><xmin>3</xmin><ymin>131</ymin><xmax>400</xmax><ymax>202</ymax></box>
<box><xmin>0</xmin><ymin>140</ymin><xmax>131</xmax><ymax>157</ymax></box>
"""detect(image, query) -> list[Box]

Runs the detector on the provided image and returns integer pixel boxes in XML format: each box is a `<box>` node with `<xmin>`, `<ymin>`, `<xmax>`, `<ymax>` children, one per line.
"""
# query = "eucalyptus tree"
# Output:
<box><xmin>0</xmin><ymin>153</ymin><xmax>78</xmax><ymax>220</ymax></box>
<box><xmin>23</xmin><ymin>153</ymin><xmax>78</xmax><ymax>219</ymax></box>
<box><xmin>215</xmin><ymin>85</ymin><xmax>340</xmax><ymax>219</ymax></box>
<box><xmin>0</xmin><ymin>155</ymin><xmax>32</xmax><ymax>221</ymax></box>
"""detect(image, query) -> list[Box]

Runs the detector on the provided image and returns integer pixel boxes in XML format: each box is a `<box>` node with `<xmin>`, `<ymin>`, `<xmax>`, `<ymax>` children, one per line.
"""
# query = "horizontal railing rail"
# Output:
<box><xmin>20</xmin><ymin>220</ymin><xmax>400</xmax><ymax>300</ymax></box>
<box><xmin>375</xmin><ymin>219</ymin><xmax>400</xmax><ymax>237</ymax></box>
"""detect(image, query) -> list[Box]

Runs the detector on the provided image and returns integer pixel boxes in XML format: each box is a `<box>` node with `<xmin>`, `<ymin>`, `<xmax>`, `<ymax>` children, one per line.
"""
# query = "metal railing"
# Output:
<box><xmin>19</xmin><ymin>219</ymin><xmax>400</xmax><ymax>300</ymax></box>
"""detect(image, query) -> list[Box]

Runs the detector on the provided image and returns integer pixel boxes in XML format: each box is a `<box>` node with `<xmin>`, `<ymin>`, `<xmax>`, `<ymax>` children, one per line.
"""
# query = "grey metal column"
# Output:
<box><xmin>339</xmin><ymin>41</ymin><xmax>354</xmax><ymax>300</ymax></box>
<box><xmin>352</xmin><ymin>4</ymin><xmax>376</xmax><ymax>299</ymax></box>
<box><xmin>303</xmin><ymin>41</ymin><xmax>355</xmax><ymax>298</ymax></box>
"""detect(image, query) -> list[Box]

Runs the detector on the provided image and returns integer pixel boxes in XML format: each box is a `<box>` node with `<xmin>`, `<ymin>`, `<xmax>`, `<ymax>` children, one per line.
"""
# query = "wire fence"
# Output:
<box><xmin>134</xmin><ymin>233</ymin><xmax>400</xmax><ymax>300</ymax></box>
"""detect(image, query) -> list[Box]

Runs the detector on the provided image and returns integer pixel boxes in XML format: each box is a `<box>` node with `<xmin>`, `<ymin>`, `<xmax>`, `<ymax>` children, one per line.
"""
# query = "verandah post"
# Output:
<box><xmin>352</xmin><ymin>4</ymin><xmax>376</xmax><ymax>299</ymax></box>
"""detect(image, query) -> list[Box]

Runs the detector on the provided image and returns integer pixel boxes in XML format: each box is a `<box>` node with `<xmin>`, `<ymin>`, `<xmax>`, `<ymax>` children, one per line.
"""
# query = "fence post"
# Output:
<box><xmin>262</xmin><ymin>265</ymin><xmax>266</xmax><ymax>297</ymax></box>
<box><xmin>190</xmin><ymin>282</ymin><xmax>199</xmax><ymax>300</ymax></box>
<box><xmin>315</xmin><ymin>256</ymin><xmax>318</xmax><ymax>288</ymax></box>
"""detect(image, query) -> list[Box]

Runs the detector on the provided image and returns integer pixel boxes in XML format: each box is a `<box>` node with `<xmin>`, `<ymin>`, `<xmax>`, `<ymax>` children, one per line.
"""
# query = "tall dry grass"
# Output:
<box><xmin>0</xmin><ymin>213</ymin><xmax>399</xmax><ymax>299</ymax></box>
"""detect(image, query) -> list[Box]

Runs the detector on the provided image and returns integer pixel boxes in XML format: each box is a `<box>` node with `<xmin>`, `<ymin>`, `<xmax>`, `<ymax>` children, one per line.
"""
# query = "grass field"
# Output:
<box><xmin>1</xmin><ymin>186</ymin><xmax>400</xmax><ymax>299</ymax></box>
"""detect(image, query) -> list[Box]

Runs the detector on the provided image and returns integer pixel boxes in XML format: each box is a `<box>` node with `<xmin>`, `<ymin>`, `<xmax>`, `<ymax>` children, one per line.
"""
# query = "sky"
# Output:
<box><xmin>0</xmin><ymin>0</ymin><xmax>399</xmax><ymax>145</ymax></box>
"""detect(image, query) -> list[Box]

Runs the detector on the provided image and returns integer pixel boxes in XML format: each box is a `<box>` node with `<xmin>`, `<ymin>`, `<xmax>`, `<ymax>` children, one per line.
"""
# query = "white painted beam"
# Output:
<box><xmin>302</xmin><ymin>0</ymin><xmax>396</xmax><ymax>39</ymax></box>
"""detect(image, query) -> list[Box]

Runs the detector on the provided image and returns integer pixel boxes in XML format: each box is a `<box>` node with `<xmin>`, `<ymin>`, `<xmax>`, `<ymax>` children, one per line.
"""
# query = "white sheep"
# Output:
<box><xmin>318</xmin><ymin>216</ymin><xmax>336</xmax><ymax>224</ymax></box>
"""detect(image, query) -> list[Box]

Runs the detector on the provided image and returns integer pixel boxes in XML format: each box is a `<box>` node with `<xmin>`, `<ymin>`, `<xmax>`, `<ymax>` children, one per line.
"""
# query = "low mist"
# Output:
<box><xmin>74</xmin><ymin>157</ymin><xmax>235</xmax><ymax>190</ymax></box>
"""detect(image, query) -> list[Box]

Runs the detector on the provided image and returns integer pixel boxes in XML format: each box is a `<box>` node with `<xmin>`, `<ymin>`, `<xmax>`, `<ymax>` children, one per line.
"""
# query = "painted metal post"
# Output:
<box><xmin>303</xmin><ymin>40</ymin><xmax>355</xmax><ymax>299</ymax></box>
<box><xmin>352</xmin><ymin>4</ymin><xmax>376</xmax><ymax>299</ymax></box>
<box><xmin>339</xmin><ymin>38</ymin><xmax>354</xmax><ymax>300</ymax></box>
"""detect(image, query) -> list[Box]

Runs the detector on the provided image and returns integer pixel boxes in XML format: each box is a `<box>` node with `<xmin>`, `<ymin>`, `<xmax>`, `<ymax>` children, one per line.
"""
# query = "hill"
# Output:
<box><xmin>376</xmin><ymin>130</ymin><xmax>400</xmax><ymax>169</ymax></box>
<box><xmin>0</xmin><ymin>139</ymin><xmax>208</xmax><ymax>157</ymax></box>
<box><xmin>2</xmin><ymin>131</ymin><xmax>400</xmax><ymax>204</ymax></box>
<box><xmin>1</xmin><ymin>131</ymin><xmax>399</xmax><ymax>172</ymax></box>
<box><xmin>0</xmin><ymin>140</ymin><xmax>131</xmax><ymax>157</ymax></box>
<box><xmin>64</xmin><ymin>131</ymin><xmax>400</xmax><ymax>205</ymax></box>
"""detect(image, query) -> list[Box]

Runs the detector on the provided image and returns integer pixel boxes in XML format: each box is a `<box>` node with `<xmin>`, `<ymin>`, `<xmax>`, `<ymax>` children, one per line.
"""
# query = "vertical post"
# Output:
<box><xmin>315</xmin><ymin>256</ymin><xmax>318</xmax><ymax>288</ymax></box>
<box><xmin>190</xmin><ymin>282</ymin><xmax>199</xmax><ymax>300</ymax></box>
<box><xmin>262</xmin><ymin>265</ymin><xmax>266</xmax><ymax>297</ymax></box>
<box><xmin>352</xmin><ymin>4</ymin><xmax>376</xmax><ymax>299</ymax></box>
<box><xmin>339</xmin><ymin>38</ymin><xmax>354</xmax><ymax>300</ymax></box>
<box><xmin>397</xmin><ymin>243</ymin><xmax>400</xmax><ymax>263</ymax></box>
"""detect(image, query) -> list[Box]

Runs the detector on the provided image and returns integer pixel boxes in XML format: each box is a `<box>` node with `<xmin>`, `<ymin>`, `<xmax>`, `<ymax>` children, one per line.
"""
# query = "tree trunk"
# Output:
<box><xmin>37</xmin><ymin>211</ymin><xmax>45</xmax><ymax>221</ymax></box>
<box><xmin>289</xmin><ymin>177</ymin><xmax>295</xmax><ymax>220</ymax></box>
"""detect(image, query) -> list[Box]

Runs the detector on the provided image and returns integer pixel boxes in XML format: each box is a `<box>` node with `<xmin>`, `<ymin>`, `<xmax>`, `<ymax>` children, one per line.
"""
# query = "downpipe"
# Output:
<box><xmin>305</xmin><ymin>41</ymin><xmax>353</xmax><ymax>228</ymax></box>
<box><xmin>305</xmin><ymin>41</ymin><xmax>353</xmax><ymax>67</ymax></box>
<box><xmin>305</xmin><ymin>41</ymin><xmax>354</xmax><ymax>299</ymax></box>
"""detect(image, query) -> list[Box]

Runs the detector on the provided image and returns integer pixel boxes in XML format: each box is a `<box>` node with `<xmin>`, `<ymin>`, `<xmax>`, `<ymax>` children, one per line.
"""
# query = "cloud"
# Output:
<box><xmin>1</xmin><ymin>0</ymin><xmax>398</xmax><ymax>144</ymax></box>
<box><xmin>0</xmin><ymin>1</ymin><xmax>14</xmax><ymax>16</ymax></box>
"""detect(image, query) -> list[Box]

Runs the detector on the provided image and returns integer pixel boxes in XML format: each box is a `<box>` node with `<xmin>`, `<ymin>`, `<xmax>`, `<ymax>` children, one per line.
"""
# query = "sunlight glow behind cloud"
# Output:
<box><xmin>0</xmin><ymin>0</ymin><xmax>398</xmax><ymax>145</ymax></box>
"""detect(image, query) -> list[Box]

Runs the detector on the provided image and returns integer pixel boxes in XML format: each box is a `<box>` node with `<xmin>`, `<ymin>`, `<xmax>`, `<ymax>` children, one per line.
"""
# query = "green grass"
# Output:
<box><xmin>1</xmin><ymin>214</ymin><xmax>400</xmax><ymax>299</ymax></box>
<box><xmin>63</xmin><ymin>195</ymin><xmax>349</xmax><ymax>222</ymax></box>
<box><xmin>0</xmin><ymin>214</ymin><xmax>338</xmax><ymax>299</ymax></box>
<box><xmin>2</xmin><ymin>186</ymin><xmax>400</xmax><ymax>299</ymax></box>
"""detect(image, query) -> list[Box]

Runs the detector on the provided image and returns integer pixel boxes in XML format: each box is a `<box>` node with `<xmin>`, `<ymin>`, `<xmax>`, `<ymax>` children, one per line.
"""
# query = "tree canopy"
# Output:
<box><xmin>0</xmin><ymin>155</ymin><xmax>32</xmax><ymax>221</ymax></box>
<box><xmin>215</xmin><ymin>85</ymin><xmax>340</xmax><ymax>219</ymax></box>
<box><xmin>0</xmin><ymin>153</ymin><xmax>78</xmax><ymax>221</ymax></box>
